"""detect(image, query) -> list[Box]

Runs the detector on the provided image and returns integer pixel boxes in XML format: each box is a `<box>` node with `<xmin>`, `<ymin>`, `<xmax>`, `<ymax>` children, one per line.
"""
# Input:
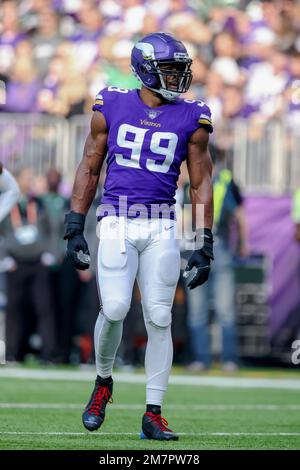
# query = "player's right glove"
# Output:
<box><xmin>183</xmin><ymin>228</ymin><xmax>214</xmax><ymax>289</ymax></box>
<box><xmin>64</xmin><ymin>211</ymin><xmax>90</xmax><ymax>270</ymax></box>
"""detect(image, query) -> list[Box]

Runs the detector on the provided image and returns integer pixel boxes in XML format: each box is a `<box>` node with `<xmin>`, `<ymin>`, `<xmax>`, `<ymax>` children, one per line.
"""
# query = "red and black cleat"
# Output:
<box><xmin>140</xmin><ymin>412</ymin><xmax>179</xmax><ymax>441</ymax></box>
<box><xmin>82</xmin><ymin>377</ymin><xmax>113</xmax><ymax>431</ymax></box>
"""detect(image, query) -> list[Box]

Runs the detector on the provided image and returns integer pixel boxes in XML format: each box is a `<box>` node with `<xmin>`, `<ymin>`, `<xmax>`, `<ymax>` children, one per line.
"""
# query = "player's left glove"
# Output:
<box><xmin>64</xmin><ymin>211</ymin><xmax>90</xmax><ymax>270</ymax></box>
<box><xmin>183</xmin><ymin>228</ymin><xmax>214</xmax><ymax>290</ymax></box>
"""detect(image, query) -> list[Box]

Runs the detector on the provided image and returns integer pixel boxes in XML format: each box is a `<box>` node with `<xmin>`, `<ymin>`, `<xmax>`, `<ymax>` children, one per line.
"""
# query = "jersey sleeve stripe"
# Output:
<box><xmin>198</xmin><ymin>118</ymin><xmax>212</xmax><ymax>125</ymax></box>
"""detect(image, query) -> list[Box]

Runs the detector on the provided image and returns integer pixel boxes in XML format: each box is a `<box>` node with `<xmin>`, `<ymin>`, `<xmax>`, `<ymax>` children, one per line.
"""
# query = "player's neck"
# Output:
<box><xmin>139</xmin><ymin>87</ymin><xmax>167</xmax><ymax>108</ymax></box>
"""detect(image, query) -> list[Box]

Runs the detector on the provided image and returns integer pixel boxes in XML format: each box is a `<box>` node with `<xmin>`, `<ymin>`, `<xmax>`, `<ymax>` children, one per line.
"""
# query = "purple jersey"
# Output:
<box><xmin>92</xmin><ymin>87</ymin><xmax>213</xmax><ymax>218</ymax></box>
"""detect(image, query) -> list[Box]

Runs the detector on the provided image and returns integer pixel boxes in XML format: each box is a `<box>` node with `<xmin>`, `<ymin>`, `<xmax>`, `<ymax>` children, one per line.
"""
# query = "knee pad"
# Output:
<box><xmin>148</xmin><ymin>306</ymin><xmax>172</xmax><ymax>329</ymax></box>
<box><xmin>102</xmin><ymin>299</ymin><xmax>129</xmax><ymax>322</ymax></box>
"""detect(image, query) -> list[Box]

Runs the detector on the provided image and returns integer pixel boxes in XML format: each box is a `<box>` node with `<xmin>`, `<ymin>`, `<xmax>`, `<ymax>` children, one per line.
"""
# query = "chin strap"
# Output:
<box><xmin>159</xmin><ymin>89</ymin><xmax>180</xmax><ymax>101</ymax></box>
<box><xmin>147</xmin><ymin>86</ymin><xmax>180</xmax><ymax>101</ymax></box>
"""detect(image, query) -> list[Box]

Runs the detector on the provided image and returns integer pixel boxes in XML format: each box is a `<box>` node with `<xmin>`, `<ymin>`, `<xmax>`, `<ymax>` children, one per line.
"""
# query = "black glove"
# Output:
<box><xmin>183</xmin><ymin>228</ymin><xmax>214</xmax><ymax>289</ymax></box>
<box><xmin>64</xmin><ymin>211</ymin><xmax>90</xmax><ymax>270</ymax></box>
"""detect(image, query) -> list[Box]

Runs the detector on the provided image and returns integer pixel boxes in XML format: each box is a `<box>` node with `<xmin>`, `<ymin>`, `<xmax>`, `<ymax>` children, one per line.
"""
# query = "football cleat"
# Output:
<box><xmin>82</xmin><ymin>377</ymin><xmax>113</xmax><ymax>431</ymax></box>
<box><xmin>140</xmin><ymin>412</ymin><xmax>179</xmax><ymax>441</ymax></box>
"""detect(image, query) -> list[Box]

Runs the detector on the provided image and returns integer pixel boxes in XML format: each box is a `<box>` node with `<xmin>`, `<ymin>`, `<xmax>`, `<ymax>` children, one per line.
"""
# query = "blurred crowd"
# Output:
<box><xmin>0</xmin><ymin>166</ymin><xmax>102</xmax><ymax>365</ymax></box>
<box><xmin>0</xmin><ymin>0</ymin><xmax>300</xmax><ymax>128</ymax></box>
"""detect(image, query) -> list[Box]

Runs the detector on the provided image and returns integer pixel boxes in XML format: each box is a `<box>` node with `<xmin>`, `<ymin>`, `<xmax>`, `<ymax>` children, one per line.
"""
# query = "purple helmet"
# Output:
<box><xmin>131</xmin><ymin>32</ymin><xmax>193</xmax><ymax>101</ymax></box>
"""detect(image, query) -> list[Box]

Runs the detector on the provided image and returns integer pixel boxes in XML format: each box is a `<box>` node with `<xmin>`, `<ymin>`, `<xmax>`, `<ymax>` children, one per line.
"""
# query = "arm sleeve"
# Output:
<box><xmin>0</xmin><ymin>169</ymin><xmax>21</xmax><ymax>222</ymax></box>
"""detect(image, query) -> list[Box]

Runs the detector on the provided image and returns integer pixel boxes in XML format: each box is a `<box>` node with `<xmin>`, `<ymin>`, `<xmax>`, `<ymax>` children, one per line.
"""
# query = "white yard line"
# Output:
<box><xmin>1</xmin><ymin>368</ymin><xmax>300</xmax><ymax>390</ymax></box>
<box><xmin>0</xmin><ymin>403</ymin><xmax>300</xmax><ymax>410</ymax></box>
<box><xmin>0</xmin><ymin>431</ymin><xmax>300</xmax><ymax>437</ymax></box>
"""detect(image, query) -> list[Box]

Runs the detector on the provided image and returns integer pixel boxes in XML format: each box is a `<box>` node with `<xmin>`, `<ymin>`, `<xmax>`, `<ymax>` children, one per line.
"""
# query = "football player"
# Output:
<box><xmin>0</xmin><ymin>163</ymin><xmax>21</xmax><ymax>223</ymax></box>
<box><xmin>64</xmin><ymin>32</ymin><xmax>214</xmax><ymax>441</ymax></box>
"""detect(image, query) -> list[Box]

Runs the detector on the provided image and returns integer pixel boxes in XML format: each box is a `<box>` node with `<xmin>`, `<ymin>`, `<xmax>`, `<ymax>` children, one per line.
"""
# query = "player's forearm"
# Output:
<box><xmin>71</xmin><ymin>131</ymin><xmax>106</xmax><ymax>215</ymax></box>
<box><xmin>190</xmin><ymin>177</ymin><xmax>213</xmax><ymax>231</ymax></box>
<box><xmin>71</xmin><ymin>160</ymin><xmax>100</xmax><ymax>215</ymax></box>
<box><xmin>187</xmin><ymin>129</ymin><xmax>213</xmax><ymax>231</ymax></box>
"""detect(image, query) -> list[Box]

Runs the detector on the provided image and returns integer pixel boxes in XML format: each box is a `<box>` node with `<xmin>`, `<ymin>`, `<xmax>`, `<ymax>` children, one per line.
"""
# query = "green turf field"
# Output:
<box><xmin>0</xmin><ymin>369</ymin><xmax>300</xmax><ymax>450</ymax></box>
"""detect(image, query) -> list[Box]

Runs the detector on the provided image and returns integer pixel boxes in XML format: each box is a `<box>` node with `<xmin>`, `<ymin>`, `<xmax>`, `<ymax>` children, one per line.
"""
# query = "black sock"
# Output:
<box><xmin>146</xmin><ymin>404</ymin><xmax>161</xmax><ymax>415</ymax></box>
<box><xmin>96</xmin><ymin>375</ymin><xmax>112</xmax><ymax>385</ymax></box>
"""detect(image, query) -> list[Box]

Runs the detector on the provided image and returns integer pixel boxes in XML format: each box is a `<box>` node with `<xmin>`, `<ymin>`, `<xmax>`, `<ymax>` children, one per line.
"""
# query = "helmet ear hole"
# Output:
<box><xmin>141</xmin><ymin>64</ymin><xmax>148</xmax><ymax>74</ymax></box>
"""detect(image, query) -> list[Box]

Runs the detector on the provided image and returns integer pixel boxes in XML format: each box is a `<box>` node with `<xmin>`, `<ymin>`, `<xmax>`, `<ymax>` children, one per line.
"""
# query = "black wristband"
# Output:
<box><xmin>203</xmin><ymin>228</ymin><xmax>213</xmax><ymax>242</ymax></box>
<box><xmin>195</xmin><ymin>228</ymin><xmax>214</xmax><ymax>260</ymax></box>
<box><xmin>65</xmin><ymin>211</ymin><xmax>86</xmax><ymax>227</ymax></box>
<box><xmin>64</xmin><ymin>211</ymin><xmax>86</xmax><ymax>240</ymax></box>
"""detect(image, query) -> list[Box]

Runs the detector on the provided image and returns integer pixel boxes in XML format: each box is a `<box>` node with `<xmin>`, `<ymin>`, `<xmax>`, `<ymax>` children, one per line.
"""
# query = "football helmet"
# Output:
<box><xmin>131</xmin><ymin>32</ymin><xmax>192</xmax><ymax>101</ymax></box>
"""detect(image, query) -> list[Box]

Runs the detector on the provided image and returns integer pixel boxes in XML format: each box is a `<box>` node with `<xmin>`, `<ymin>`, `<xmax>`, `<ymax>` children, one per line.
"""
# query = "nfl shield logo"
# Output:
<box><xmin>145</xmin><ymin>109</ymin><xmax>162</xmax><ymax>119</ymax></box>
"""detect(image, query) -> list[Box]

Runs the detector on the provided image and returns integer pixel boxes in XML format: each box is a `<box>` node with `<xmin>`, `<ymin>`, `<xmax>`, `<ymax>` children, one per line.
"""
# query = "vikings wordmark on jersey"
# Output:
<box><xmin>93</xmin><ymin>86</ymin><xmax>213</xmax><ymax>217</ymax></box>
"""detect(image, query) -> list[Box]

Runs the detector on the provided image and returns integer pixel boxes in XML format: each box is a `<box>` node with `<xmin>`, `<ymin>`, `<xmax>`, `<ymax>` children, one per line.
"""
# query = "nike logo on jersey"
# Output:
<box><xmin>164</xmin><ymin>226</ymin><xmax>174</xmax><ymax>231</ymax></box>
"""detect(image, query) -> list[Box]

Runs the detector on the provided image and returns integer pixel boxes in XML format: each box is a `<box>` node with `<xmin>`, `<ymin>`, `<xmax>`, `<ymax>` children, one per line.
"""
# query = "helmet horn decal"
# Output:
<box><xmin>131</xmin><ymin>33</ymin><xmax>193</xmax><ymax>101</ymax></box>
<box><xmin>135</xmin><ymin>42</ymin><xmax>156</xmax><ymax>60</ymax></box>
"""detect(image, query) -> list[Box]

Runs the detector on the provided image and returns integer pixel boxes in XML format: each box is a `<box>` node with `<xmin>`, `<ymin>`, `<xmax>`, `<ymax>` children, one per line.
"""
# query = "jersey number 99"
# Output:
<box><xmin>115</xmin><ymin>124</ymin><xmax>178</xmax><ymax>174</ymax></box>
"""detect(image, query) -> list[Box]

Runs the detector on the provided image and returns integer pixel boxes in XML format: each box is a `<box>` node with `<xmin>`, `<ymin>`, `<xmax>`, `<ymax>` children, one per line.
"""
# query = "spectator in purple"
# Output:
<box><xmin>245</xmin><ymin>47</ymin><xmax>289</xmax><ymax>118</ymax></box>
<box><xmin>69</xmin><ymin>1</ymin><xmax>106</xmax><ymax>72</ymax></box>
<box><xmin>36</xmin><ymin>51</ymin><xmax>87</xmax><ymax>117</ymax></box>
<box><xmin>289</xmin><ymin>48</ymin><xmax>300</xmax><ymax>82</ymax></box>
<box><xmin>211</xmin><ymin>31</ymin><xmax>245</xmax><ymax>87</ymax></box>
<box><xmin>0</xmin><ymin>0</ymin><xmax>27</xmax><ymax>77</ymax></box>
<box><xmin>203</xmin><ymin>69</ymin><xmax>224</xmax><ymax>123</ymax></box>
<box><xmin>261</xmin><ymin>0</ymin><xmax>299</xmax><ymax>52</ymax></box>
<box><xmin>119</xmin><ymin>0</ymin><xmax>147</xmax><ymax>37</ymax></box>
<box><xmin>163</xmin><ymin>5</ymin><xmax>211</xmax><ymax>48</ymax></box>
<box><xmin>284</xmin><ymin>48</ymin><xmax>300</xmax><ymax>129</ymax></box>
<box><xmin>41</xmin><ymin>55</ymin><xmax>65</xmax><ymax>94</ymax></box>
<box><xmin>0</xmin><ymin>1</ymin><xmax>27</xmax><ymax>45</ymax></box>
<box><xmin>187</xmin><ymin>54</ymin><xmax>209</xmax><ymax>99</ymax></box>
<box><xmin>139</xmin><ymin>12</ymin><xmax>160</xmax><ymax>38</ymax></box>
<box><xmin>71</xmin><ymin>1</ymin><xmax>105</xmax><ymax>43</ymax></box>
<box><xmin>160</xmin><ymin>0</ymin><xmax>197</xmax><ymax>29</ymax></box>
<box><xmin>31</xmin><ymin>8</ymin><xmax>63</xmax><ymax>77</ymax></box>
<box><xmin>221</xmin><ymin>85</ymin><xmax>260</xmax><ymax>120</ymax></box>
<box><xmin>36</xmin><ymin>51</ymin><xmax>70</xmax><ymax>114</ymax></box>
<box><xmin>4</xmin><ymin>41</ymin><xmax>41</xmax><ymax>113</ymax></box>
<box><xmin>220</xmin><ymin>9</ymin><xmax>277</xmax><ymax>70</ymax></box>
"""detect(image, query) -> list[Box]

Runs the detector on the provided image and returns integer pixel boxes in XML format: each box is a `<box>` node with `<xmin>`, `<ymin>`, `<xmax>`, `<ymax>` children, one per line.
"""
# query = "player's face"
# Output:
<box><xmin>159</xmin><ymin>63</ymin><xmax>185</xmax><ymax>91</ymax></box>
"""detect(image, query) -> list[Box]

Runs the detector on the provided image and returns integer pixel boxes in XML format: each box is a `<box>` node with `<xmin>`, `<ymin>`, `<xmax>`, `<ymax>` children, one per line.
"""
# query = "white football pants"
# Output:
<box><xmin>94</xmin><ymin>216</ymin><xmax>181</xmax><ymax>406</ymax></box>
